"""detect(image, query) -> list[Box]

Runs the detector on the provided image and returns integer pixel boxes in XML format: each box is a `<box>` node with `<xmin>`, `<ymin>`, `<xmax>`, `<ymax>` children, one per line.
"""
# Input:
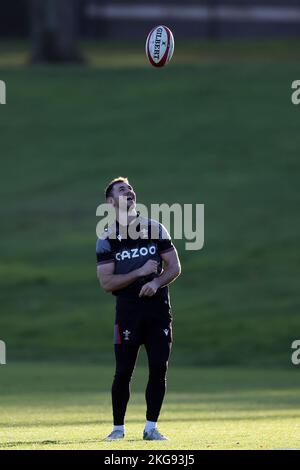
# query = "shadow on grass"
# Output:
<box><xmin>0</xmin><ymin>437</ymin><xmax>148</xmax><ymax>449</ymax></box>
<box><xmin>0</xmin><ymin>438</ymin><xmax>104</xmax><ymax>449</ymax></box>
<box><xmin>1</xmin><ymin>411</ymin><xmax>300</xmax><ymax>432</ymax></box>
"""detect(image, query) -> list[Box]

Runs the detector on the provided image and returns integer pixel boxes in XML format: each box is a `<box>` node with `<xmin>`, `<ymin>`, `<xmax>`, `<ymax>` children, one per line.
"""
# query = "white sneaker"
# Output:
<box><xmin>104</xmin><ymin>430</ymin><xmax>125</xmax><ymax>441</ymax></box>
<box><xmin>143</xmin><ymin>428</ymin><xmax>168</xmax><ymax>440</ymax></box>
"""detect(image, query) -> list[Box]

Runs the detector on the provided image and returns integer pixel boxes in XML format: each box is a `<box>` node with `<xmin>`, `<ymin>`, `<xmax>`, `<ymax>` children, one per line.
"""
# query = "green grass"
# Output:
<box><xmin>1</xmin><ymin>362</ymin><xmax>300</xmax><ymax>450</ymax></box>
<box><xmin>0</xmin><ymin>41</ymin><xmax>300</xmax><ymax>365</ymax></box>
<box><xmin>1</xmin><ymin>39</ymin><xmax>300</xmax><ymax>67</ymax></box>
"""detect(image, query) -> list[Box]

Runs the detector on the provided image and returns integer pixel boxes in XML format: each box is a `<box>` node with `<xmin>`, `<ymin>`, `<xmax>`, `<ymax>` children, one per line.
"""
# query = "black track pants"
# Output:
<box><xmin>112</xmin><ymin>339</ymin><xmax>172</xmax><ymax>425</ymax></box>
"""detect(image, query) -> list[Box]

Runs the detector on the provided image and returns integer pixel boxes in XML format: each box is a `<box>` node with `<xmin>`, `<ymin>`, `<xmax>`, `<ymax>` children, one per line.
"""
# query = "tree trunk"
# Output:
<box><xmin>30</xmin><ymin>0</ymin><xmax>82</xmax><ymax>63</ymax></box>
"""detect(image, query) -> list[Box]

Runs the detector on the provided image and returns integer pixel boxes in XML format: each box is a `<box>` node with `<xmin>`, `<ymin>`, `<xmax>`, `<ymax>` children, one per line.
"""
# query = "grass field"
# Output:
<box><xmin>1</xmin><ymin>40</ymin><xmax>300</xmax><ymax>365</ymax></box>
<box><xmin>1</xmin><ymin>362</ymin><xmax>300</xmax><ymax>450</ymax></box>
<box><xmin>1</xmin><ymin>39</ymin><xmax>300</xmax><ymax>451</ymax></box>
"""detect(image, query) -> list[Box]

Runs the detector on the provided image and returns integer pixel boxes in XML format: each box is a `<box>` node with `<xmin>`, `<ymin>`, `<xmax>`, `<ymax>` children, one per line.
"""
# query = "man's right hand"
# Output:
<box><xmin>138</xmin><ymin>260</ymin><xmax>158</xmax><ymax>277</ymax></box>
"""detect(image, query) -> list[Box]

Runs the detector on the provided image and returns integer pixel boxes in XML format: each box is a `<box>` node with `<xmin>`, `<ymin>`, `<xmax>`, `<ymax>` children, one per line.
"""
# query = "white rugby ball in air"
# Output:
<box><xmin>145</xmin><ymin>25</ymin><xmax>174</xmax><ymax>67</ymax></box>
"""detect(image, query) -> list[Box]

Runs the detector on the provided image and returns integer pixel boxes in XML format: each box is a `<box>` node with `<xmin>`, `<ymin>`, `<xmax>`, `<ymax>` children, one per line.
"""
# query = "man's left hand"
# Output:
<box><xmin>139</xmin><ymin>279</ymin><xmax>159</xmax><ymax>297</ymax></box>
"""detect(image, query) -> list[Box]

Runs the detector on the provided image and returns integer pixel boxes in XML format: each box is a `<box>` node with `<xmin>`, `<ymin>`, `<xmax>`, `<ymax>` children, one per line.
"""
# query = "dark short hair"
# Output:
<box><xmin>105</xmin><ymin>176</ymin><xmax>129</xmax><ymax>199</ymax></box>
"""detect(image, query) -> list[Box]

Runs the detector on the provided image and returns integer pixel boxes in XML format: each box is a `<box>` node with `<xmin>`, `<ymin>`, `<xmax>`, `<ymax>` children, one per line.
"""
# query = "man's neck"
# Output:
<box><xmin>116</xmin><ymin>209</ymin><xmax>138</xmax><ymax>226</ymax></box>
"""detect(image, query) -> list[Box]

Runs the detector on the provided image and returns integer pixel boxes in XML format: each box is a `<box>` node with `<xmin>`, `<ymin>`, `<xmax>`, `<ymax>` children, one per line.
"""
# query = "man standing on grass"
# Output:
<box><xmin>96</xmin><ymin>177</ymin><xmax>181</xmax><ymax>441</ymax></box>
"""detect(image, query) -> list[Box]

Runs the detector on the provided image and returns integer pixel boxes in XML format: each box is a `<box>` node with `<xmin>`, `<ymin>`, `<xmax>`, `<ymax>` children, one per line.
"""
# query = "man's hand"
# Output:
<box><xmin>139</xmin><ymin>279</ymin><xmax>159</xmax><ymax>297</ymax></box>
<box><xmin>138</xmin><ymin>260</ymin><xmax>158</xmax><ymax>277</ymax></box>
<box><xmin>139</xmin><ymin>248</ymin><xmax>181</xmax><ymax>297</ymax></box>
<box><xmin>97</xmin><ymin>259</ymin><xmax>158</xmax><ymax>293</ymax></box>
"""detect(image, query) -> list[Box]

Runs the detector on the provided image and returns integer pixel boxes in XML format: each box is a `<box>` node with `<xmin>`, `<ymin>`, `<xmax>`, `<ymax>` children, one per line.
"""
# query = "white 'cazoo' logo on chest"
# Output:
<box><xmin>115</xmin><ymin>245</ymin><xmax>157</xmax><ymax>261</ymax></box>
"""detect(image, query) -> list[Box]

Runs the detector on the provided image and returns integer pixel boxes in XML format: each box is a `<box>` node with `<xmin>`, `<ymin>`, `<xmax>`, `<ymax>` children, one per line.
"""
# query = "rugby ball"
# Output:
<box><xmin>145</xmin><ymin>25</ymin><xmax>174</xmax><ymax>67</ymax></box>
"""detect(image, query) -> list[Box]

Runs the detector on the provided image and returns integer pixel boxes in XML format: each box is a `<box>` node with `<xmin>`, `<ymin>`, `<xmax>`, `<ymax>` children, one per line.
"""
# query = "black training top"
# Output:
<box><xmin>96</xmin><ymin>216</ymin><xmax>174</xmax><ymax>296</ymax></box>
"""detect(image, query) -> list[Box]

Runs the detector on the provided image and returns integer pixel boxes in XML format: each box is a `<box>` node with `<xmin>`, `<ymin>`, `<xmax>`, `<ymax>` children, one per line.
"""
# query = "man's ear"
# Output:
<box><xmin>107</xmin><ymin>196</ymin><xmax>115</xmax><ymax>207</ymax></box>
